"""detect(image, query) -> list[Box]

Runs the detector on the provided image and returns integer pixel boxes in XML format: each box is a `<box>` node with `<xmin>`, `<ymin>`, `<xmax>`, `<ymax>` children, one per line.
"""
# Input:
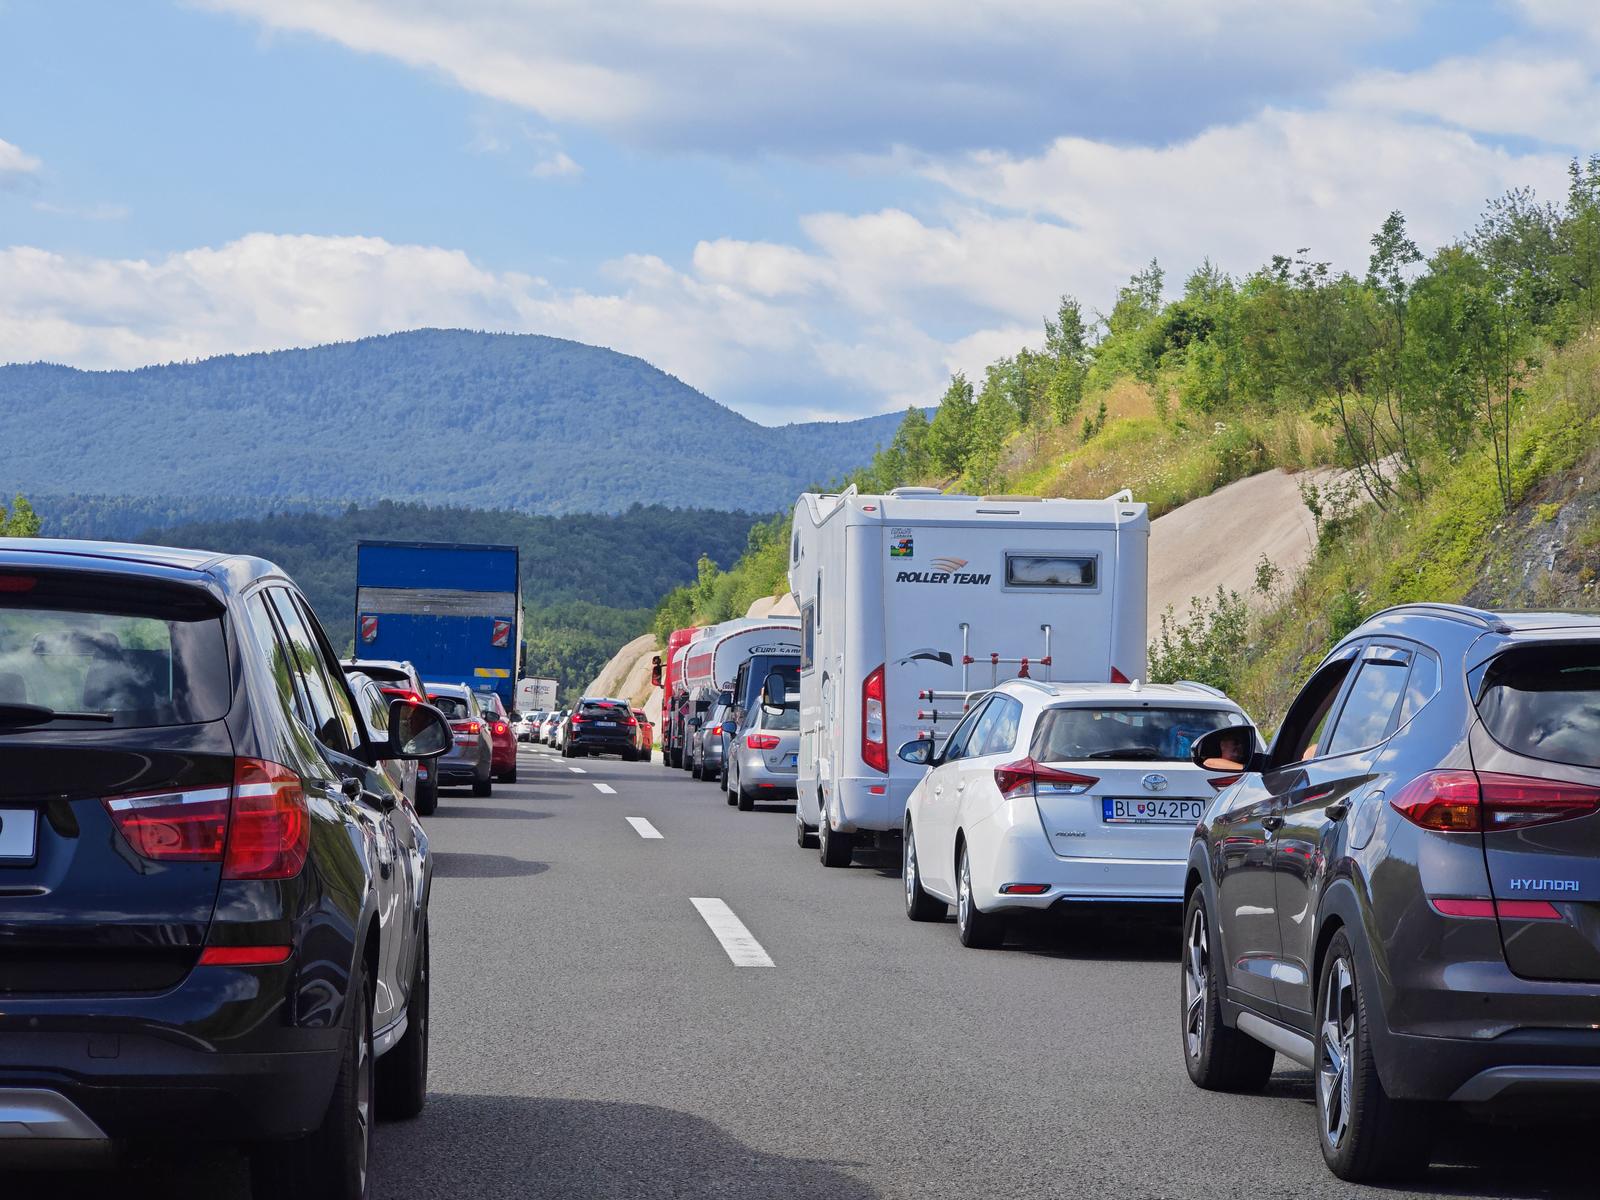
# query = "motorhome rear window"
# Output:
<box><xmin>1005</xmin><ymin>554</ymin><xmax>1097</xmax><ymax>588</ymax></box>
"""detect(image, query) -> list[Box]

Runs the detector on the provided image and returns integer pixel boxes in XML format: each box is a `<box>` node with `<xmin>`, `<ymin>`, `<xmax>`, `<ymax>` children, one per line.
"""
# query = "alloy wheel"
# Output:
<box><xmin>904</xmin><ymin>832</ymin><xmax>918</xmax><ymax>911</ymax></box>
<box><xmin>1183</xmin><ymin>903</ymin><xmax>1208</xmax><ymax>1059</ymax></box>
<box><xmin>1318</xmin><ymin>956</ymin><xmax>1358</xmax><ymax>1151</ymax></box>
<box><xmin>957</xmin><ymin>849</ymin><xmax>971</xmax><ymax>930</ymax></box>
<box><xmin>355</xmin><ymin>992</ymin><xmax>372</xmax><ymax>1193</ymax></box>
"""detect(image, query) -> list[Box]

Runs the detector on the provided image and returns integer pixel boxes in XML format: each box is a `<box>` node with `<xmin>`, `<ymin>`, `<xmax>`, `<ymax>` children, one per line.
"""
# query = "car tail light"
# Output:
<box><xmin>452</xmin><ymin>720</ymin><xmax>481</xmax><ymax>735</ymax></box>
<box><xmin>1392</xmin><ymin>771</ymin><xmax>1600</xmax><ymax>832</ymax></box>
<box><xmin>0</xmin><ymin>574</ymin><xmax>38</xmax><ymax>593</ymax></box>
<box><xmin>104</xmin><ymin>783</ymin><xmax>232</xmax><ymax>861</ymax></box>
<box><xmin>224</xmin><ymin>758</ymin><xmax>309</xmax><ymax>880</ymax></box>
<box><xmin>1431</xmin><ymin>897</ymin><xmax>1562</xmax><ymax>920</ymax></box>
<box><xmin>992</xmin><ymin>758</ymin><xmax>1098</xmax><ymax>799</ymax></box>
<box><xmin>102</xmin><ymin>758</ymin><xmax>306</xmax><ymax>880</ymax></box>
<box><xmin>199</xmin><ymin>944</ymin><xmax>293</xmax><ymax>966</ymax></box>
<box><xmin>1110</xmin><ymin>666</ymin><xmax>1131</xmax><ymax>684</ymax></box>
<box><xmin>494</xmin><ymin>722</ymin><xmax>508</xmax><ymax>736</ymax></box>
<box><xmin>381</xmin><ymin>687</ymin><xmax>424</xmax><ymax>704</ymax></box>
<box><xmin>862</xmin><ymin>663</ymin><xmax>887</xmax><ymax>772</ymax></box>
<box><xmin>625</xmin><ymin>716</ymin><xmax>638</xmax><ymax>727</ymax></box>
<box><xmin>1207</xmin><ymin>774</ymin><xmax>1242</xmax><ymax>791</ymax></box>
<box><xmin>571</xmin><ymin>715</ymin><xmax>584</xmax><ymax>726</ymax></box>
<box><xmin>999</xmin><ymin>883</ymin><xmax>1050</xmax><ymax>895</ymax></box>
<box><xmin>747</xmin><ymin>733</ymin><xmax>781</xmax><ymax>750</ymax></box>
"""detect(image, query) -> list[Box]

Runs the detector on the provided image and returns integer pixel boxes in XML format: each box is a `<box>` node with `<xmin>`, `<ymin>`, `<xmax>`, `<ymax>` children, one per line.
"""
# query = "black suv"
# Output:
<box><xmin>563</xmin><ymin>696</ymin><xmax>639</xmax><ymax>760</ymax></box>
<box><xmin>1181</xmin><ymin>604</ymin><xmax>1600</xmax><ymax>1181</ymax></box>
<box><xmin>0</xmin><ymin>539</ymin><xmax>451</xmax><ymax>1199</ymax></box>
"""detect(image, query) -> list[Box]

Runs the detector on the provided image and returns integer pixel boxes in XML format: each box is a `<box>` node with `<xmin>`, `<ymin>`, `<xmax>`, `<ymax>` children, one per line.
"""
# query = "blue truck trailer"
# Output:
<box><xmin>354</xmin><ymin>541</ymin><xmax>522</xmax><ymax>708</ymax></box>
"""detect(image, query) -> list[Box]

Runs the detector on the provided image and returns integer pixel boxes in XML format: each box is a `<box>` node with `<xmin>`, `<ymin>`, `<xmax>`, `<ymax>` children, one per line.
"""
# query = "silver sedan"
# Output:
<box><xmin>727</xmin><ymin>703</ymin><xmax>799</xmax><ymax>811</ymax></box>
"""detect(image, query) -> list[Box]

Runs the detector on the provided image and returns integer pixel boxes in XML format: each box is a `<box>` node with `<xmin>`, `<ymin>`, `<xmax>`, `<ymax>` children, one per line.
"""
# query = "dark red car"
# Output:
<box><xmin>475</xmin><ymin>689</ymin><xmax>518</xmax><ymax>783</ymax></box>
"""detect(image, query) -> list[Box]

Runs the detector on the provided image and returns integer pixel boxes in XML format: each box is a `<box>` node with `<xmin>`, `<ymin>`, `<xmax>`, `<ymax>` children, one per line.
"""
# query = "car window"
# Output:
<box><xmin>1477</xmin><ymin>644</ymin><xmax>1600</xmax><ymax>769</ymax></box>
<box><xmin>428</xmin><ymin>692</ymin><xmax>471</xmax><ymax>720</ymax></box>
<box><xmin>1323</xmin><ymin>659</ymin><xmax>1409</xmax><ymax>757</ymax></box>
<box><xmin>265</xmin><ymin>589</ymin><xmax>351</xmax><ymax>752</ymax></box>
<box><xmin>241</xmin><ymin>591</ymin><xmax>307</xmax><ymax>726</ymax></box>
<box><xmin>362</xmin><ymin>682</ymin><xmax>390</xmax><ymax>738</ymax></box>
<box><xmin>763</xmin><ymin>704</ymin><xmax>800</xmax><ymax>731</ymax></box>
<box><xmin>291</xmin><ymin>592</ymin><xmax>364</xmax><ymax>750</ymax></box>
<box><xmin>941</xmin><ymin>697</ymin><xmax>992</xmax><ymax>763</ymax></box>
<box><xmin>1270</xmin><ymin>657</ymin><xmax>1358</xmax><ymax>768</ymax></box>
<box><xmin>972</xmin><ymin>696</ymin><xmax>1021</xmax><ymax>757</ymax></box>
<box><xmin>1398</xmin><ymin>649</ymin><xmax>1440</xmax><ymax>726</ymax></box>
<box><xmin>1032</xmin><ymin>705</ymin><xmax>1245</xmax><ymax>762</ymax></box>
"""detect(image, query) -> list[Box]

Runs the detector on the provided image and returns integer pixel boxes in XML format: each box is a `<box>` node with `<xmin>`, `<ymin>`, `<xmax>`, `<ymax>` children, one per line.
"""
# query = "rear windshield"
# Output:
<box><xmin>429</xmin><ymin>693</ymin><xmax>472</xmax><ymax>720</ymax></box>
<box><xmin>763</xmin><ymin>704</ymin><xmax>800</xmax><ymax>731</ymax></box>
<box><xmin>1031</xmin><ymin>706</ymin><xmax>1247</xmax><ymax>762</ymax></box>
<box><xmin>0</xmin><ymin>588</ymin><xmax>230</xmax><ymax>729</ymax></box>
<box><xmin>353</xmin><ymin>663</ymin><xmax>410</xmax><ymax>684</ymax></box>
<box><xmin>1477</xmin><ymin>645</ymin><xmax>1600</xmax><ymax>769</ymax></box>
<box><xmin>581</xmin><ymin>701</ymin><xmax>628</xmax><ymax>715</ymax></box>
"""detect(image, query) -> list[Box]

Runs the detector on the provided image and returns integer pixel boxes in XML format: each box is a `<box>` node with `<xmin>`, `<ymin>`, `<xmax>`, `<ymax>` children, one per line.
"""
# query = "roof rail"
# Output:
<box><xmin>1175</xmin><ymin>680</ymin><xmax>1228</xmax><ymax>698</ymax></box>
<box><xmin>1368</xmin><ymin>603</ymin><xmax>1511</xmax><ymax>633</ymax></box>
<box><xmin>1000</xmin><ymin>677</ymin><xmax>1060</xmax><ymax>697</ymax></box>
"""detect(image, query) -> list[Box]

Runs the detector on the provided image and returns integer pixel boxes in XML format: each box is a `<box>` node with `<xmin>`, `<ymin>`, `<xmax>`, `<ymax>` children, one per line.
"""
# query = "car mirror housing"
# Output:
<box><xmin>1191</xmin><ymin>724</ymin><xmax>1259</xmax><ymax>774</ymax></box>
<box><xmin>386</xmin><ymin>699</ymin><xmax>452</xmax><ymax>760</ymax></box>
<box><xmin>762</xmin><ymin>671</ymin><xmax>788</xmax><ymax>709</ymax></box>
<box><xmin>897</xmin><ymin>738</ymin><xmax>934</xmax><ymax>767</ymax></box>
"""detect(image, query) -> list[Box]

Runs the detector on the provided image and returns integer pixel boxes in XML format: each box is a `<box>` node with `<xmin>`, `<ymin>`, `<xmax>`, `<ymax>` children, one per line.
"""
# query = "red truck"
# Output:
<box><xmin>652</xmin><ymin>625</ymin><xmax>700</xmax><ymax>768</ymax></box>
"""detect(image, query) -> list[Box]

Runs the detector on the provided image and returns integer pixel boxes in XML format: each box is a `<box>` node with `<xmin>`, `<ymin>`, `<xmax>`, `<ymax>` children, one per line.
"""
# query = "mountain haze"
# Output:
<box><xmin>0</xmin><ymin>330</ymin><xmax>904</xmax><ymax>513</ymax></box>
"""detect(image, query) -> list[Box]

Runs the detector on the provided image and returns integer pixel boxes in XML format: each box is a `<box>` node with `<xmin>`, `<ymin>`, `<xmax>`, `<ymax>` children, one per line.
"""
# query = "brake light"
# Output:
<box><xmin>451</xmin><ymin>720</ymin><xmax>481</xmax><ymax>736</ymax></box>
<box><xmin>1110</xmin><ymin>666</ymin><xmax>1131</xmax><ymax>684</ymax></box>
<box><xmin>992</xmin><ymin>758</ymin><xmax>1098</xmax><ymax>799</ymax></box>
<box><xmin>0</xmin><ymin>574</ymin><xmax>37</xmax><ymax>593</ymax></box>
<box><xmin>1392</xmin><ymin>771</ymin><xmax>1600</xmax><ymax>832</ymax></box>
<box><xmin>381</xmin><ymin>687</ymin><xmax>424</xmax><ymax>704</ymax></box>
<box><xmin>199</xmin><ymin>944</ymin><xmax>293</xmax><ymax>966</ymax></box>
<box><xmin>624</xmin><ymin>716</ymin><xmax>638</xmax><ymax>727</ymax></box>
<box><xmin>104</xmin><ymin>783</ymin><xmax>231</xmax><ymax>861</ymax></box>
<box><xmin>225</xmin><ymin>758</ymin><xmax>308</xmax><ymax>880</ymax></box>
<box><xmin>494</xmin><ymin>722</ymin><xmax>508</xmax><ymax>736</ymax></box>
<box><xmin>1208</xmin><ymin>774</ymin><xmax>1242</xmax><ymax>791</ymax></box>
<box><xmin>862</xmin><ymin>664</ymin><xmax>887</xmax><ymax>772</ymax></box>
<box><xmin>747</xmin><ymin>733</ymin><xmax>781</xmax><ymax>750</ymax></box>
<box><xmin>571</xmin><ymin>715</ymin><xmax>584</xmax><ymax>726</ymax></box>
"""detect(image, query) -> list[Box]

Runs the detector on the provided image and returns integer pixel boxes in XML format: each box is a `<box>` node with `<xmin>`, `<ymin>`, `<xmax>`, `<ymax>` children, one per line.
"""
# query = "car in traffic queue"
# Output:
<box><xmin>425</xmin><ymin>682</ymin><xmax>495</xmax><ymax>796</ymax></box>
<box><xmin>515</xmin><ymin>710</ymin><xmax>542</xmax><ymax>742</ymax></box>
<box><xmin>474</xmin><ymin>687</ymin><xmax>518</xmax><ymax>784</ymax></box>
<box><xmin>343</xmin><ymin>656</ymin><xmax>438</xmax><ymax>814</ymax></box>
<box><xmin>727</xmin><ymin>688</ymin><xmax>800</xmax><ymax>812</ymax></box>
<box><xmin>0</xmin><ymin>538</ymin><xmax>451</xmax><ymax>1200</ymax></box>
<box><xmin>563</xmin><ymin>696</ymin><xmax>640</xmax><ymax>760</ymax></box>
<box><xmin>631</xmin><ymin>707</ymin><xmax>654</xmax><ymax>756</ymax></box>
<box><xmin>346</xmin><ymin>670</ymin><xmax>423</xmax><ymax>813</ymax></box>
<box><xmin>900</xmin><ymin>678</ymin><xmax>1253</xmax><ymax>948</ymax></box>
<box><xmin>546</xmin><ymin>708</ymin><xmax>569</xmax><ymax>751</ymax></box>
<box><xmin>1180</xmin><ymin>604</ymin><xmax>1600</xmax><ymax>1182</ymax></box>
<box><xmin>689</xmin><ymin>698</ymin><xmax>733</xmax><ymax>781</ymax></box>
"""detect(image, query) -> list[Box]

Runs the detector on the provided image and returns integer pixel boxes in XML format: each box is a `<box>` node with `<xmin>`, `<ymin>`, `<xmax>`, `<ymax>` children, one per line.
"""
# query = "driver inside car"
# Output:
<box><xmin>1201</xmin><ymin>728</ymin><xmax>1249</xmax><ymax>772</ymax></box>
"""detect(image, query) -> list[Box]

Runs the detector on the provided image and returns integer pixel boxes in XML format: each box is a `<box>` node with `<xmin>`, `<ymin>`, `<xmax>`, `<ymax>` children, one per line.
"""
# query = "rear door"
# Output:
<box><xmin>0</xmin><ymin>564</ymin><xmax>236</xmax><ymax>995</ymax></box>
<box><xmin>918</xmin><ymin>697</ymin><xmax>993</xmax><ymax>898</ymax></box>
<box><xmin>1471</xmin><ymin>641</ymin><xmax>1600</xmax><ymax>982</ymax></box>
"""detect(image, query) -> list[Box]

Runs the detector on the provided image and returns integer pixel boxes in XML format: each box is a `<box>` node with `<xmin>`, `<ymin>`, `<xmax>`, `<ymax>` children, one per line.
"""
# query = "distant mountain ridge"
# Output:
<box><xmin>0</xmin><ymin>330</ymin><xmax>903</xmax><ymax>513</ymax></box>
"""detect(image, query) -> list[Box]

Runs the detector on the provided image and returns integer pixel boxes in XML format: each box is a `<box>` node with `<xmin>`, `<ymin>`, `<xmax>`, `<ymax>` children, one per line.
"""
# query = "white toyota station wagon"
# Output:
<box><xmin>899</xmin><ymin>679</ymin><xmax>1254</xmax><ymax>947</ymax></box>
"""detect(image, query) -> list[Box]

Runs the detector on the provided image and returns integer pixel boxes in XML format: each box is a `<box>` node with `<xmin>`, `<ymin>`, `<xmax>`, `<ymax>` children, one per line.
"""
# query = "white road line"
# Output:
<box><xmin>690</xmin><ymin>898</ymin><xmax>774</xmax><ymax>968</ymax></box>
<box><xmin>568</xmin><ymin>766</ymin><xmax>586</xmax><ymax>774</ymax></box>
<box><xmin>593</xmin><ymin>782</ymin><xmax>617</xmax><ymax>795</ymax></box>
<box><xmin>626</xmin><ymin>816</ymin><xmax>662</xmax><ymax>839</ymax></box>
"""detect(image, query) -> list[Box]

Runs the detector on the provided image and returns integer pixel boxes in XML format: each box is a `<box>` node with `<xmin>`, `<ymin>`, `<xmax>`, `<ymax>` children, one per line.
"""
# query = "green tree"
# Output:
<box><xmin>1042</xmin><ymin>295</ymin><xmax>1092</xmax><ymax>425</ymax></box>
<box><xmin>0</xmin><ymin>495</ymin><xmax>41</xmax><ymax>537</ymax></box>
<box><xmin>926</xmin><ymin>373</ymin><xmax>976</xmax><ymax>475</ymax></box>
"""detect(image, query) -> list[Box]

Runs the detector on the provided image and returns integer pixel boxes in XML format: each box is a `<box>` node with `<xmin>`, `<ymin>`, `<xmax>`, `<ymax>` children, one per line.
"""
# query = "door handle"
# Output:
<box><xmin>955</xmin><ymin>781</ymin><xmax>966</xmax><ymax>793</ymax></box>
<box><xmin>1262</xmin><ymin>814</ymin><xmax>1285</xmax><ymax>832</ymax></box>
<box><xmin>933</xmin><ymin>786</ymin><xmax>944</xmax><ymax>798</ymax></box>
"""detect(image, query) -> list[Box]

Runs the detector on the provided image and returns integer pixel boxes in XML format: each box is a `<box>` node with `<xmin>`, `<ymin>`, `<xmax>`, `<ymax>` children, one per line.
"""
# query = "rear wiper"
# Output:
<box><xmin>1086</xmin><ymin>747</ymin><xmax>1166</xmax><ymax>760</ymax></box>
<box><xmin>0</xmin><ymin>703</ymin><xmax>115</xmax><ymax>728</ymax></box>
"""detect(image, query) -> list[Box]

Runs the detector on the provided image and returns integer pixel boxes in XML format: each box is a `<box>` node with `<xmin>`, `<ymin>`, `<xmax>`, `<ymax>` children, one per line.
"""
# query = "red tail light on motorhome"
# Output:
<box><xmin>103</xmin><ymin>758</ymin><xmax>308</xmax><ymax>880</ymax></box>
<box><xmin>1110</xmin><ymin>666</ymin><xmax>1131</xmax><ymax>685</ymax></box>
<box><xmin>992</xmin><ymin>758</ymin><xmax>1098</xmax><ymax>800</ymax></box>
<box><xmin>862</xmin><ymin>664</ymin><xmax>887</xmax><ymax>772</ymax></box>
<box><xmin>1391</xmin><ymin>771</ymin><xmax>1600</xmax><ymax>832</ymax></box>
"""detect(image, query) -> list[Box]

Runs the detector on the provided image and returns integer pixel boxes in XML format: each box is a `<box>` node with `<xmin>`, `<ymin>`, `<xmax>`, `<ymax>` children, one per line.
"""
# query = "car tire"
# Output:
<box><xmin>718</xmin><ymin>759</ymin><xmax>729</xmax><ymax>792</ymax></box>
<box><xmin>414</xmin><ymin>776</ymin><xmax>438</xmax><ymax>818</ymax></box>
<box><xmin>796</xmin><ymin>815</ymin><xmax>817</xmax><ymax>848</ymax></box>
<box><xmin>497</xmin><ymin>764</ymin><xmax>517</xmax><ymax>784</ymax></box>
<box><xmin>376</xmin><ymin>920</ymin><xmax>429</xmax><ymax>1120</ymax></box>
<box><xmin>736</xmin><ymin>781</ymin><xmax>754</xmax><ymax>812</ymax></box>
<box><xmin>955</xmin><ymin>841</ymin><xmax>1004</xmax><ymax>948</ymax></box>
<box><xmin>818</xmin><ymin>803</ymin><xmax>854</xmax><ymax>868</ymax></box>
<box><xmin>903</xmin><ymin>823</ymin><xmax>947</xmax><ymax>922</ymax></box>
<box><xmin>1315</xmin><ymin>931</ymin><xmax>1434</xmax><ymax>1182</ymax></box>
<box><xmin>472</xmin><ymin>774</ymin><xmax>492</xmax><ymax>797</ymax></box>
<box><xmin>1180</xmin><ymin>889</ymin><xmax>1275</xmax><ymax>1092</ymax></box>
<box><xmin>251</xmin><ymin>953</ymin><xmax>373</xmax><ymax>1200</ymax></box>
<box><xmin>691</xmin><ymin>755</ymin><xmax>703</xmax><ymax>780</ymax></box>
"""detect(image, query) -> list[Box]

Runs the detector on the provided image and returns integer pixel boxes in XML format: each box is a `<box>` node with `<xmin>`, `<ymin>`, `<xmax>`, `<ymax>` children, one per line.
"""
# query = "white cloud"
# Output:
<box><xmin>198</xmin><ymin>0</ymin><xmax>1413</xmax><ymax>154</ymax></box>
<box><xmin>530</xmin><ymin>150</ymin><xmax>582</xmax><ymax>179</ymax></box>
<box><xmin>0</xmin><ymin>138</ymin><xmax>42</xmax><ymax>183</ymax></box>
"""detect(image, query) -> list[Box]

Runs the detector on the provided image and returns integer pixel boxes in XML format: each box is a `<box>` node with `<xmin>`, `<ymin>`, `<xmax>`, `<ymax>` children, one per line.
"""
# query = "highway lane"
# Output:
<box><xmin>11</xmin><ymin>741</ymin><xmax>1597</xmax><ymax>1198</ymax></box>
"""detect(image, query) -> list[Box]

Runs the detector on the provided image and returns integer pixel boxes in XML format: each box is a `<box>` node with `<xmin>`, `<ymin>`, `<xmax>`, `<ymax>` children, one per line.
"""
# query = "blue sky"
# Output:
<box><xmin>1</xmin><ymin>1</ymin><xmax>1592</xmax><ymax>422</ymax></box>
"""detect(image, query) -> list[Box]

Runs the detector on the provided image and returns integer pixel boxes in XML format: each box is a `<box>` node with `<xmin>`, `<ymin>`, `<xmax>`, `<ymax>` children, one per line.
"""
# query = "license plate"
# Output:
<box><xmin>782</xmin><ymin>753</ymin><xmax>798</xmax><ymax>768</ymax></box>
<box><xmin>597</xmin><ymin>721</ymin><xmax>616</xmax><ymax>728</ymax></box>
<box><xmin>0</xmin><ymin>808</ymin><xmax>38</xmax><ymax>863</ymax></box>
<box><xmin>1102</xmin><ymin>798</ymin><xmax>1204</xmax><ymax>824</ymax></box>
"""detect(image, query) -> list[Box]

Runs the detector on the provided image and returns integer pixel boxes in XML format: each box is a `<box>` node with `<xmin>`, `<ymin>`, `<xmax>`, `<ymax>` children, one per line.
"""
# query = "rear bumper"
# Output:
<box><xmin>737</xmin><ymin>751</ymin><xmax>798</xmax><ymax>795</ymax></box>
<box><xmin>572</xmin><ymin>734</ymin><xmax>633</xmax><ymax>754</ymax></box>
<box><xmin>1375</xmin><ymin>1025</ymin><xmax>1600</xmax><ymax>1104</ymax></box>
<box><xmin>827</xmin><ymin>775</ymin><xmax>912</xmax><ymax>832</ymax></box>
<box><xmin>968</xmin><ymin>805</ymin><xmax>1188</xmax><ymax>910</ymax></box>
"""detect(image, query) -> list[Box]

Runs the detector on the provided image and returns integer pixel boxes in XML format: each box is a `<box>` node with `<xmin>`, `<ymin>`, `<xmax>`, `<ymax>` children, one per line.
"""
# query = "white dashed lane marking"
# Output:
<box><xmin>626</xmin><ymin>817</ymin><xmax>662</xmax><ymax>839</ymax></box>
<box><xmin>568</xmin><ymin>766</ymin><xmax>586</xmax><ymax>774</ymax></box>
<box><xmin>593</xmin><ymin>783</ymin><xmax>616</xmax><ymax>795</ymax></box>
<box><xmin>690</xmin><ymin>898</ymin><xmax>774</xmax><ymax>968</ymax></box>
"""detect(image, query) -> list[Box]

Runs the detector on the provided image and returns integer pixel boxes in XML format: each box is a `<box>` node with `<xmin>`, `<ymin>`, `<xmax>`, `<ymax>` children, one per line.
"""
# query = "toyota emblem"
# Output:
<box><xmin>1141</xmin><ymin>773</ymin><xmax>1169</xmax><ymax>792</ymax></box>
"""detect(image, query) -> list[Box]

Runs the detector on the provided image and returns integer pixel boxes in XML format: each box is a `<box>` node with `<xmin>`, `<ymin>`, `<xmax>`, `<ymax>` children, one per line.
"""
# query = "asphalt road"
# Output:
<box><xmin>13</xmin><ymin>743</ymin><xmax>1598</xmax><ymax>1198</ymax></box>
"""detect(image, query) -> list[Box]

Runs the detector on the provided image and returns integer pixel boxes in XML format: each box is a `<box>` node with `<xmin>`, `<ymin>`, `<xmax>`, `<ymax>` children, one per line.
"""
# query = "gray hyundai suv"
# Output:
<box><xmin>1181</xmin><ymin>604</ymin><xmax>1600</xmax><ymax>1182</ymax></box>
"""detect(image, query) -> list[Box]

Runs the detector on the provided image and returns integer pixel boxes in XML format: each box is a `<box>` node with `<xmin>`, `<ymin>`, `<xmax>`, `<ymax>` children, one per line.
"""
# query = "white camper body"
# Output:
<box><xmin>788</xmin><ymin>486</ymin><xmax>1149</xmax><ymax>848</ymax></box>
<box><xmin>679</xmin><ymin>618</ymin><xmax>801</xmax><ymax>706</ymax></box>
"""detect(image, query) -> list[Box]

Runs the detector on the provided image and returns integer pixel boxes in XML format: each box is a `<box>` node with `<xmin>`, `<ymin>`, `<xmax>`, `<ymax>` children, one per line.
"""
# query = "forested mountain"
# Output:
<box><xmin>0</xmin><ymin>330</ymin><xmax>903</xmax><ymax>513</ymax></box>
<box><xmin>134</xmin><ymin>501</ymin><xmax>764</xmax><ymax>697</ymax></box>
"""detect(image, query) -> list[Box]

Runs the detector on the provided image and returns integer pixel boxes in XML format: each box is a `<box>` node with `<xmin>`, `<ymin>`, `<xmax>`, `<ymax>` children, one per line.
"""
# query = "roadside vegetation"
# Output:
<box><xmin>0</xmin><ymin>494</ymin><xmax>41</xmax><ymax>537</ymax></box>
<box><xmin>656</xmin><ymin>158</ymin><xmax>1600</xmax><ymax>718</ymax></box>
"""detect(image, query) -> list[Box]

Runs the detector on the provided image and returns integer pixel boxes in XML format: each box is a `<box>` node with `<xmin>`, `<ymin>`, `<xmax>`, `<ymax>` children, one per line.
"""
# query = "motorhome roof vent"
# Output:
<box><xmin>887</xmin><ymin>487</ymin><xmax>948</xmax><ymax>497</ymax></box>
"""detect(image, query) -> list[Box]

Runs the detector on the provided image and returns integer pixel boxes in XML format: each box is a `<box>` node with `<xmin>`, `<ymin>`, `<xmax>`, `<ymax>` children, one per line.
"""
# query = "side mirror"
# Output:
<box><xmin>897</xmin><ymin>738</ymin><xmax>934</xmax><ymax>766</ymax></box>
<box><xmin>1190</xmin><ymin>724</ymin><xmax>1259</xmax><ymax>774</ymax></box>
<box><xmin>386</xmin><ymin>699</ymin><xmax>452</xmax><ymax>760</ymax></box>
<box><xmin>689</xmin><ymin>716</ymin><xmax>702</xmax><ymax>729</ymax></box>
<box><xmin>762</xmin><ymin>671</ymin><xmax>787</xmax><ymax>712</ymax></box>
<box><xmin>650</xmin><ymin>655</ymin><xmax>662</xmax><ymax>686</ymax></box>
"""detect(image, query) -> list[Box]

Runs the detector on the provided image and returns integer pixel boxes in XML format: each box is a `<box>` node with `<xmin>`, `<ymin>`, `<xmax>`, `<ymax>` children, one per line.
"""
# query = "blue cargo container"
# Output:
<box><xmin>354</xmin><ymin>541</ymin><xmax>522</xmax><ymax>707</ymax></box>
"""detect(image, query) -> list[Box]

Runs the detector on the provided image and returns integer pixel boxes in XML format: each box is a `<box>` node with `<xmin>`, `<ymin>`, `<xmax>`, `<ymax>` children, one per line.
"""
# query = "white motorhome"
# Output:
<box><xmin>679</xmin><ymin>618</ymin><xmax>801</xmax><ymax>707</ymax></box>
<box><xmin>788</xmin><ymin>486</ymin><xmax>1150</xmax><ymax>866</ymax></box>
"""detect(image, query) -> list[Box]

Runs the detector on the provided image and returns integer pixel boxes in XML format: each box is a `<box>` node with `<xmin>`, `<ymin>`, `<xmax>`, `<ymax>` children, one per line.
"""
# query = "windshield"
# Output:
<box><xmin>1478</xmin><ymin>644</ymin><xmax>1600</xmax><ymax>769</ymax></box>
<box><xmin>429</xmin><ymin>693</ymin><xmax>472</xmax><ymax>720</ymax></box>
<box><xmin>0</xmin><ymin>593</ymin><xmax>230</xmax><ymax>729</ymax></box>
<box><xmin>1031</xmin><ymin>706</ymin><xmax>1246</xmax><ymax>762</ymax></box>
